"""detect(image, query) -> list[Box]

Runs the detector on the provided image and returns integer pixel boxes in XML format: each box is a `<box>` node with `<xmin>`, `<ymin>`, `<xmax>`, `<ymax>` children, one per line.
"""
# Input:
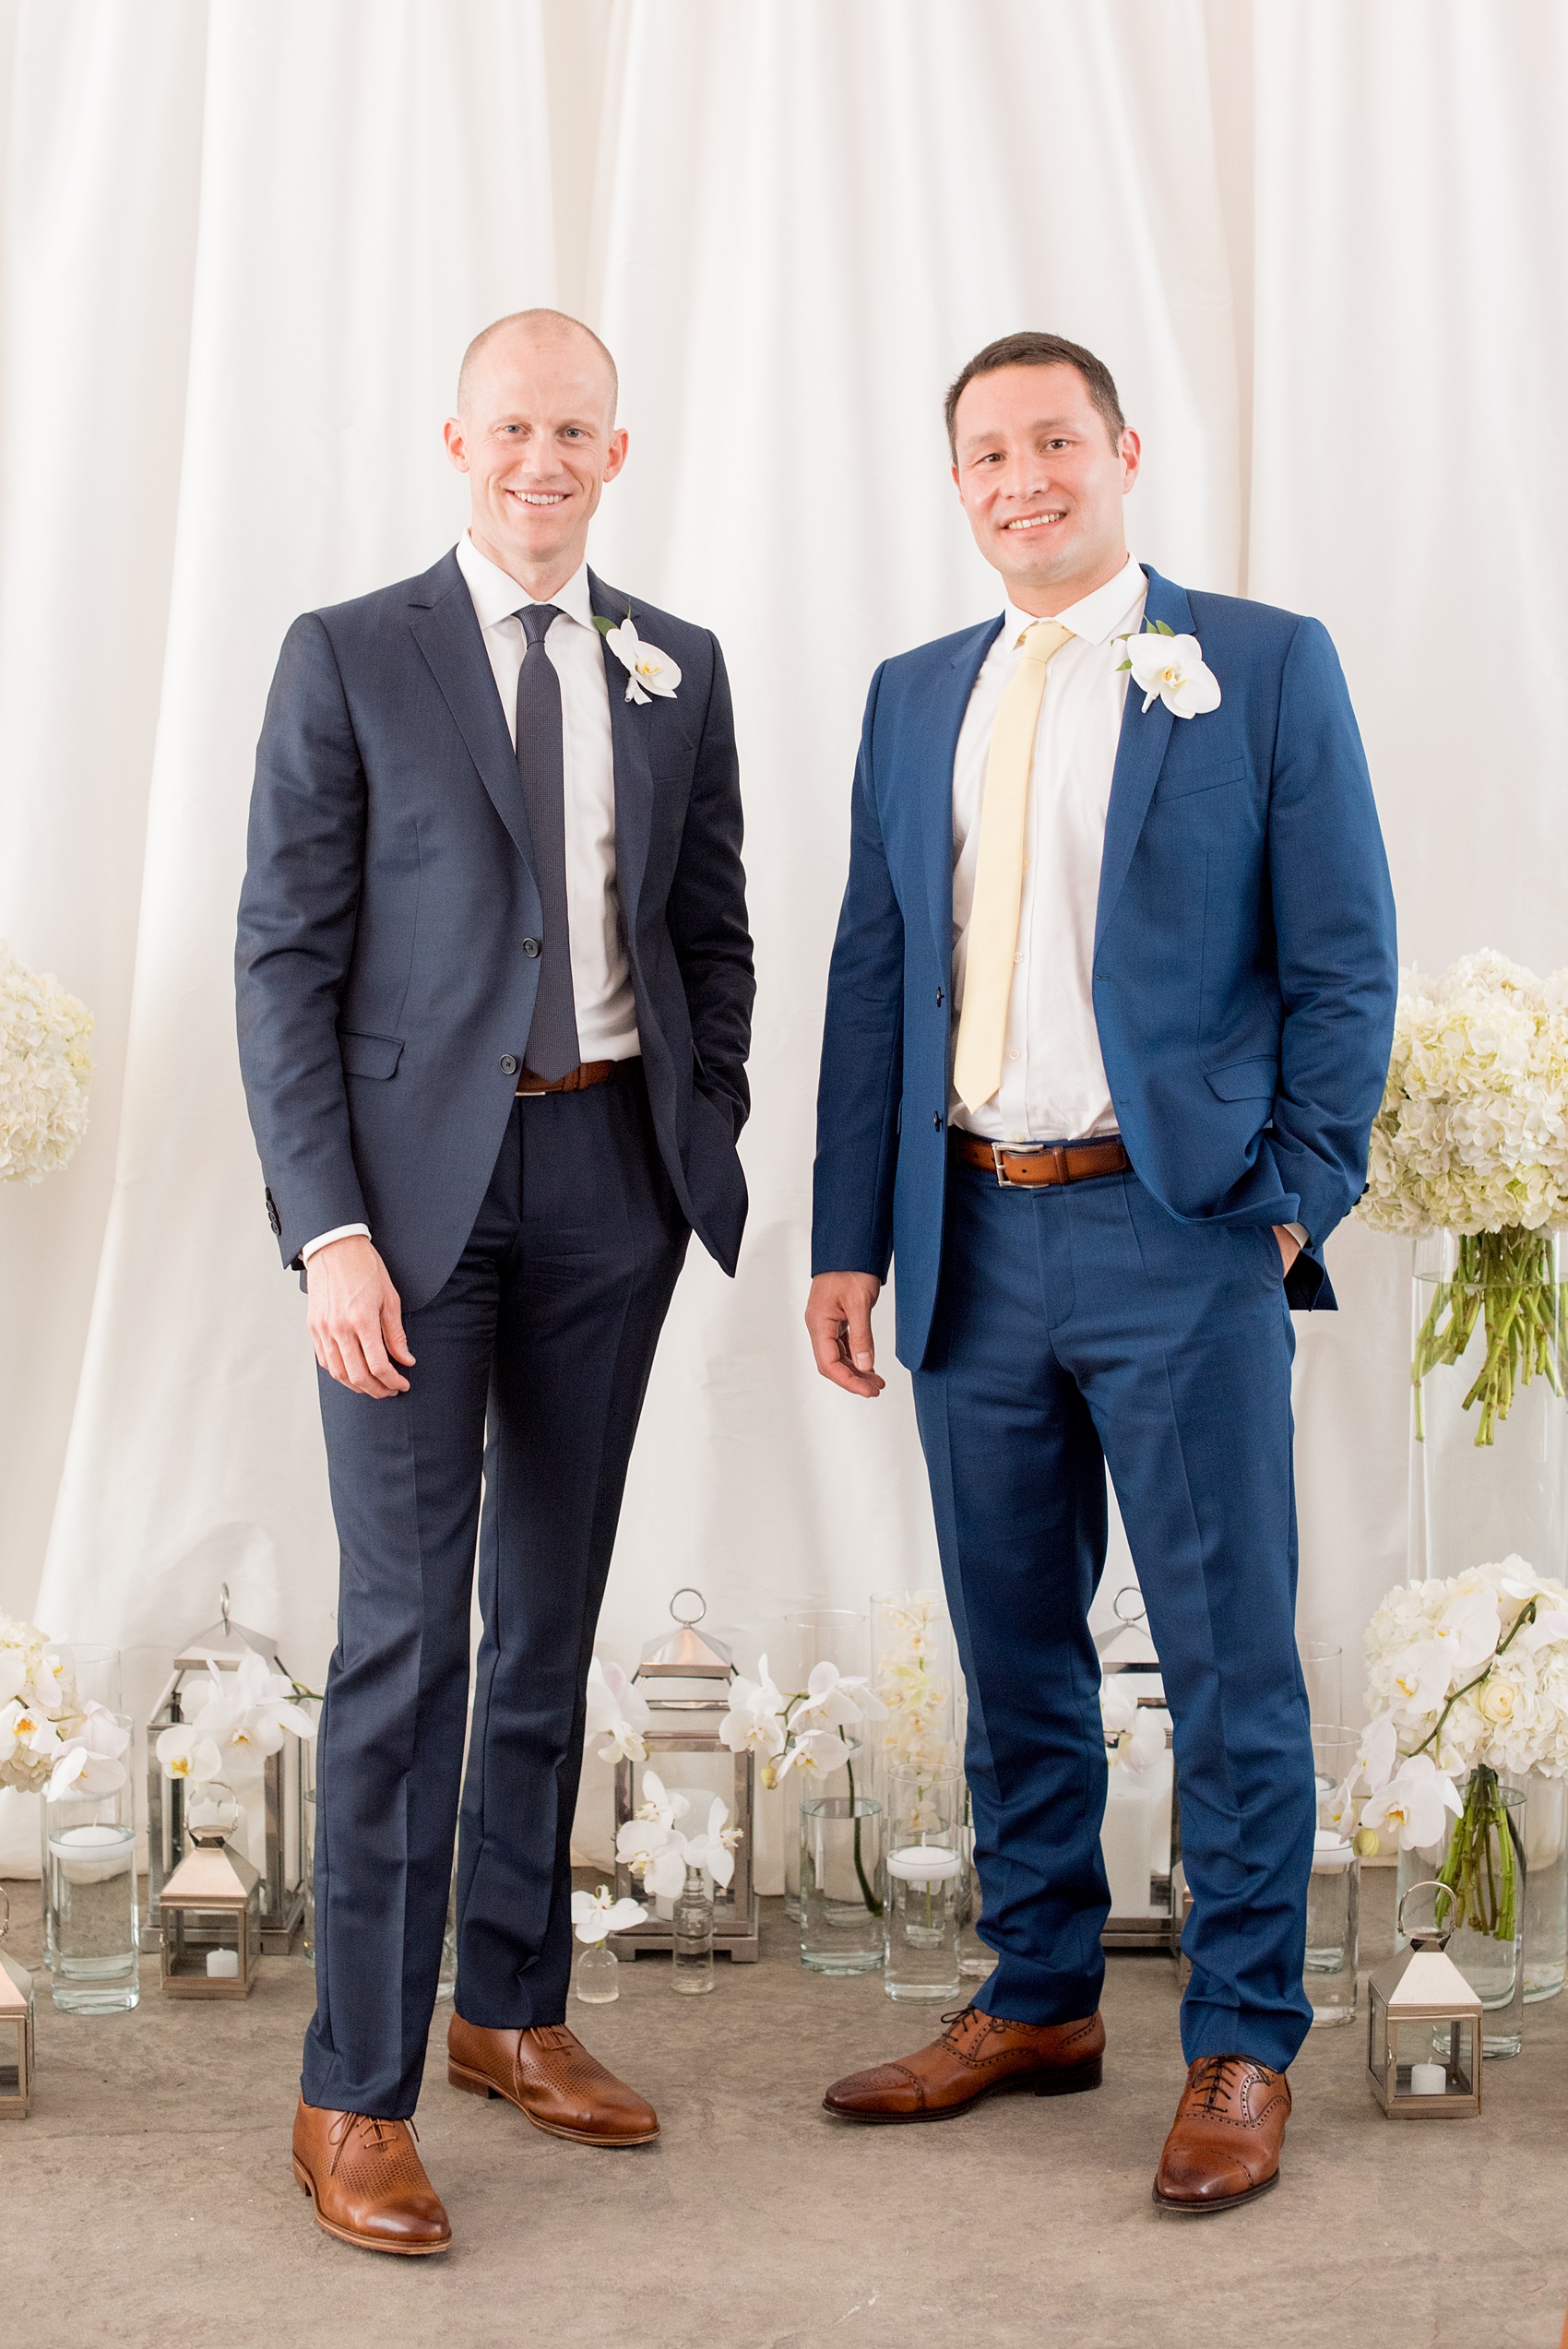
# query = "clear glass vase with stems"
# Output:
<box><xmin>43</xmin><ymin>1714</ymin><xmax>139</xmax><ymax>2014</ymax></box>
<box><xmin>672</xmin><ymin>1865</ymin><xmax>714</xmax><ymax>1994</ymax></box>
<box><xmin>781</xmin><ymin>1609</ymin><xmax>866</xmax><ymax>1921</ymax></box>
<box><xmin>1307</xmin><ymin>1726</ymin><xmax>1360</xmax><ymax>2025</ymax></box>
<box><xmin>1409</xmin><ymin>1229</ymin><xmax>1568</xmax><ymax>1582</ymax></box>
<box><xmin>1519</xmin><ymin>1771</ymin><xmax>1568</xmax><ymax>2003</ymax></box>
<box><xmin>801</xmin><ymin>1793</ymin><xmax>885</xmax><ymax>1974</ymax></box>
<box><xmin>956</xmin><ymin>1777</ymin><xmax>996</xmax><ymax>1980</ymax></box>
<box><xmin>1396</xmin><ymin>1766</ymin><xmax>1526</xmax><ymax>2056</ymax></box>
<box><xmin>885</xmin><ymin>1764</ymin><xmax>962</xmax><ymax>2001</ymax></box>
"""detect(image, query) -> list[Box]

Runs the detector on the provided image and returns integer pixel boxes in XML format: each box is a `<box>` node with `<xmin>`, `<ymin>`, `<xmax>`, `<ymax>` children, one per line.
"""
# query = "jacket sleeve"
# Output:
<box><xmin>811</xmin><ymin>665</ymin><xmax>905</xmax><ymax>1278</ymax></box>
<box><xmin>235</xmin><ymin>613</ymin><xmax>369</xmax><ymax>1269</ymax></box>
<box><xmin>666</xmin><ymin>634</ymin><xmax>755</xmax><ymax>1132</ymax></box>
<box><xmin>1264</xmin><ymin>616</ymin><xmax>1398</xmax><ymax>1272</ymax></box>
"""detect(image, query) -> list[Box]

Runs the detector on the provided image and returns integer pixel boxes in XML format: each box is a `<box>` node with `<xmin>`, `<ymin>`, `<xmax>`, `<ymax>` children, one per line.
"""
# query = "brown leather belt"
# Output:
<box><xmin>516</xmin><ymin>1058</ymin><xmax>637</xmax><ymax>1097</ymax></box>
<box><xmin>950</xmin><ymin>1131</ymin><xmax>1132</xmax><ymax>1189</ymax></box>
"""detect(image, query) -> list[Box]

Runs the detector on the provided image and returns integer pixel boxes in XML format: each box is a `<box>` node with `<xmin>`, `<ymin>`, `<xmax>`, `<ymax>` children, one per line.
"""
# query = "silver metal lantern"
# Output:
<box><xmin>159</xmin><ymin>1788</ymin><xmax>264</xmax><ymax>1999</ymax></box>
<box><xmin>1097</xmin><ymin>1590</ymin><xmax>1182</xmax><ymax>1954</ymax></box>
<box><xmin>147</xmin><ymin>1587</ymin><xmax>308</xmax><ymax>1954</ymax></box>
<box><xmin>0</xmin><ymin>1890</ymin><xmax>35</xmax><ymax>2118</ymax></box>
<box><xmin>1368</xmin><ymin>1880</ymin><xmax>1483</xmax><ymax>2118</ymax></box>
<box><xmin>612</xmin><ymin>1591</ymin><xmax>758</xmax><ymax>1963</ymax></box>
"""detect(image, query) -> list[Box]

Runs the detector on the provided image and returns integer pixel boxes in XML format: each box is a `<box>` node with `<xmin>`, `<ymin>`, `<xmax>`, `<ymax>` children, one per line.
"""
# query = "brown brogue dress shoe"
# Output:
<box><xmin>822</xmin><ymin>2002</ymin><xmax>1104</xmax><ymax>2123</ymax></box>
<box><xmin>447</xmin><ymin>2014</ymin><xmax>659</xmax><ymax>2146</ymax></box>
<box><xmin>291</xmin><ymin>2098</ymin><xmax>451</xmax><ymax>2255</ymax></box>
<box><xmin>1153</xmin><ymin>2055</ymin><xmax>1291</xmax><ymax>2213</ymax></box>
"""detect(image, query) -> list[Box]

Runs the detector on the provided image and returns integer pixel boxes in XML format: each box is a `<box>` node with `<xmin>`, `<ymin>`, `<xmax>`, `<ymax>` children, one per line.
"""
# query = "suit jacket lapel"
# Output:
<box><xmin>590</xmin><ymin>571</ymin><xmax>654</xmax><ymax>927</ymax></box>
<box><xmin>408</xmin><ymin>552</ymin><xmax>540</xmax><ymax>880</ymax></box>
<box><xmin>924</xmin><ymin>616</ymin><xmax>1005</xmax><ymax>967</ymax></box>
<box><xmin>1094</xmin><ymin>564</ymin><xmax>1191</xmax><ymax>950</ymax></box>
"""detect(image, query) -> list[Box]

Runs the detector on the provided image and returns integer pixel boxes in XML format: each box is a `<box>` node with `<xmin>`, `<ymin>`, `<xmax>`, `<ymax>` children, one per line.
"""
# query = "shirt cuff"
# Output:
<box><xmin>1284</xmin><ymin>1222</ymin><xmax>1309</xmax><ymax>1248</ymax></box>
<box><xmin>301</xmin><ymin>1223</ymin><xmax>371</xmax><ymax>1263</ymax></box>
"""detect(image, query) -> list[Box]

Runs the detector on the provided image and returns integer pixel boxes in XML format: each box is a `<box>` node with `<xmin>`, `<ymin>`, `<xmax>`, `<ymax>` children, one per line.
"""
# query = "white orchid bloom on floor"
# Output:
<box><xmin>773</xmin><ymin>1726</ymin><xmax>858</xmax><ymax>1786</ymax></box>
<box><xmin>1385</xmin><ymin>1639</ymin><xmax>1452</xmax><ymax>1726</ymax></box>
<box><xmin>603</xmin><ymin>616</ymin><xmax>682</xmax><ymax>706</ymax></box>
<box><xmin>1432</xmin><ymin>1586</ymin><xmax>1502</xmax><ymax>1679</ymax></box>
<box><xmin>570</xmin><ymin>1884</ymin><xmax>647</xmax><ymax>1946</ymax></box>
<box><xmin>1121</xmin><ymin>625</ymin><xmax>1221</xmax><ymax>718</ymax></box>
<box><xmin>794</xmin><ymin>1661</ymin><xmax>889</xmax><ymax>1732</ymax></box>
<box><xmin>683</xmin><ymin>1797</ymin><xmax>742</xmax><ymax>1891</ymax></box>
<box><xmin>585</xmin><ymin>1656</ymin><xmax>650</xmax><ymax>1763</ymax></box>
<box><xmin>154</xmin><ymin>1721</ymin><xmax>224</xmax><ymax>1783</ymax></box>
<box><xmin>1360</xmin><ymin>1754</ymin><xmax>1463</xmax><ymax>1852</ymax></box>
<box><xmin>720</xmin><ymin>1659</ymin><xmax>787</xmax><ymax>1762</ymax></box>
<box><xmin>615</xmin><ymin>1814</ymin><xmax>690</xmax><ymax>1901</ymax></box>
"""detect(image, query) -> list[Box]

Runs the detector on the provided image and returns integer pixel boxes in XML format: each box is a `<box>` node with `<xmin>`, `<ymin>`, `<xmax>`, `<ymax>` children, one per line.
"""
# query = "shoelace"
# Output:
<box><xmin>939</xmin><ymin>2002</ymin><xmax>980</xmax><ymax>2044</ymax></box>
<box><xmin>327</xmin><ymin>2111</ymin><xmax>418</xmax><ymax>2177</ymax></box>
<box><xmin>1189</xmin><ymin>2056</ymin><xmax>1249</xmax><ymax>2116</ymax></box>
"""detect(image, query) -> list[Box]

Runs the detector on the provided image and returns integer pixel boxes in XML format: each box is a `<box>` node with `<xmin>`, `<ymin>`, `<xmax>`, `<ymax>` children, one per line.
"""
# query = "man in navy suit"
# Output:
<box><xmin>806</xmin><ymin>332</ymin><xmax>1395</xmax><ymax>2213</ymax></box>
<box><xmin>237</xmin><ymin>311</ymin><xmax>752</xmax><ymax>2253</ymax></box>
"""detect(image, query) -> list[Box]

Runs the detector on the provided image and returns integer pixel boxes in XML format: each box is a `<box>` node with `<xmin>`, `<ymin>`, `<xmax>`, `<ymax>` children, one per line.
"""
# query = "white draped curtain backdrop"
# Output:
<box><xmin>2</xmin><ymin>0</ymin><xmax>1564</xmax><ymax>1869</ymax></box>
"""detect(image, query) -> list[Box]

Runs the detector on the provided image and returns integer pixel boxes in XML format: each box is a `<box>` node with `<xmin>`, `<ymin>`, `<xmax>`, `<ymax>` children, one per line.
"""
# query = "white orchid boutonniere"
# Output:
<box><xmin>1117</xmin><ymin>619</ymin><xmax>1220</xmax><ymax>718</ymax></box>
<box><xmin>594</xmin><ymin>609</ymin><xmax>681</xmax><ymax>706</ymax></box>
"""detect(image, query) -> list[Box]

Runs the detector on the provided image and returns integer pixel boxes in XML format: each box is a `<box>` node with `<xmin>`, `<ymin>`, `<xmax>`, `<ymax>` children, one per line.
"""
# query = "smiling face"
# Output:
<box><xmin>951</xmin><ymin>362</ymin><xmax>1140</xmax><ymax>615</ymax></box>
<box><xmin>444</xmin><ymin>317</ymin><xmax>627</xmax><ymax>599</ymax></box>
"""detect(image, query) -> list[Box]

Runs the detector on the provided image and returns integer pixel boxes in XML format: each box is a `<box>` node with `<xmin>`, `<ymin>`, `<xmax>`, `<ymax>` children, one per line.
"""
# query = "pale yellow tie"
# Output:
<box><xmin>953</xmin><ymin>620</ymin><xmax>1074</xmax><ymax>1112</ymax></box>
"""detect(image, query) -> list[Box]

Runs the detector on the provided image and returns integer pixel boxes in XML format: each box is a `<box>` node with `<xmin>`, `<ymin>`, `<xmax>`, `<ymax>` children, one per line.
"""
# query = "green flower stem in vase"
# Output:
<box><xmin>1413</xmin><ymin>1227</ymin><xmax>1568</xmax><ymax>1446</ymax></box>
<box><xmin>1437</xmin><ymin>1765</ymin><xmax>1520</xmax><ymax>1942</ymax></box>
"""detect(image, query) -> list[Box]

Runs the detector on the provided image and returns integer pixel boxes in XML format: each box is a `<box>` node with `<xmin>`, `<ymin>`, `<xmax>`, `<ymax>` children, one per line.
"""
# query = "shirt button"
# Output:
<box><xmin>522</xmin><ymin>936</ymin><xmax>541</xmax><ymax>959</ymax></box>
<box><xmin>499</xmin><ymin>1055</ymin><xmax>518</xmax><ymax>1076</ymax></box>
<box><xmin>1021</xmin><ymin>857</ymin><xmax>1031</xmax><ymax>870</ymax></box>
<box><xmin>1007</xmin><ymin>1049</ymin><xmax>1021</xmax><ymax>1062</ymax></box>
<box><xmin>1014</xmin><ymin>952</ymin><xmax>1024</xmax><ymax>965</ymax></box>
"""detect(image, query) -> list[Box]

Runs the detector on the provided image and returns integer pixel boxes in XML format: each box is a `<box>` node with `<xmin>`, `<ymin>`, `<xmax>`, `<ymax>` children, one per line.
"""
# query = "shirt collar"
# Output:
<box><xmin>1000</xmin><ymin>551</ymin><xmax>1146</xmax><ymax>653</ymax></box>
<box><xmin>455</xmin><ymin>531</ymin><xmax>594</xmax><ymax>631</ymax></box>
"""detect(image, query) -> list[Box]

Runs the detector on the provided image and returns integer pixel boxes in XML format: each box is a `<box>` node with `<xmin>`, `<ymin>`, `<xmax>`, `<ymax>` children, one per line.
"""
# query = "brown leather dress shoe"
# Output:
<box><xmin>1153</xmin><ymin>2055</ymin><xmax>1291</xmax><ymax>2213</ymax></box>
<box><xmin>291</xmin><ymin>2098</ymin><xmax>452</xmax><ymax>2255</ymax></box>
<box><xmin>446</xmin><ymin>2013</ymin><xmax>659</xmax><ymax>2146</ymax></box>
<box><xmin>822</xmin><ymin>2001</ymin><xmax>1104</xmax><ymax>2123</ymax></box>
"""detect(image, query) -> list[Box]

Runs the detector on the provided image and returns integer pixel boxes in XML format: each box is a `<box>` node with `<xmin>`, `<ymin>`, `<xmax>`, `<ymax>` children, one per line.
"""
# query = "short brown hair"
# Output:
<box><xmin>944</xmin><ymin>332</ymin><xmax>1125</xmax><ymax>456</ymax></box>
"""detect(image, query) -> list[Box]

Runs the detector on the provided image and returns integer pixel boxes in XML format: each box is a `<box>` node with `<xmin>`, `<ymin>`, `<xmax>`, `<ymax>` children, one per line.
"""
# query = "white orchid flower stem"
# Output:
<box><xmin>1408</xmin><ymin>1596</ymin><xmax>1538</xmax><ymax>1768</ymax></box>
<box><xmin>1436</xmin><ymin>1764</ymin><xmax>1521</xmax><ymax>1943</ymax></box>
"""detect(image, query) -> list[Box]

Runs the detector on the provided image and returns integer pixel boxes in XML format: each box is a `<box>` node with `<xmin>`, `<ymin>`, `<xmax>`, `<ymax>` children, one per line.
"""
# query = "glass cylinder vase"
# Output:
<box><xmin>781</xmin><ymin>1610</ymin><xmax>866</xmax><ymax>1919</ymax></box>
<box><xmin>801</xmin><ymin>1794</ymin><xmax>885</xmax><ymax>1974</ymax></box>
<box><xmin>1409</xmin><ymin>1229</ymin><xmax>1568</xmax><ymax>1583</ymax></box>
<box><xmin>575</xmin><ymin>1940</ymin><xmax>620</xmax><ymax>2004</ymax></box>
<box><xmin>1396</xmin><ymin>1767</ymin><xmax>1525</xmax><ymax>2056</ymax></box>
<box><xmin>43</xmin><ymin>1719</ymin><xmax>139</xmax><ymax>2014</ymax></box>
<box><xmin>884</xmin><ymin>1764</ymin><xmax>963</xmax><ymax>2002</ymax></box>
<box><xmin>672</xmin><ymin>1865</ymin><xmax>714</xmax><ymax>1995</ymax></box>
<box><xmin>1520</xmin><ymin>1771</ymin><xmax>1568</xmax><ymax>2003</ymax></box>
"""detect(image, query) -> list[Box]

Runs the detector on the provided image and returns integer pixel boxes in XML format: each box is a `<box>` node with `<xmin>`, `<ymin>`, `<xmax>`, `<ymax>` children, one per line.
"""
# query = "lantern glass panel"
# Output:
<box><xmin>0</xmin><ymin>1940</ymin><xmax>34</xmax><ymax>2116</ymax></box>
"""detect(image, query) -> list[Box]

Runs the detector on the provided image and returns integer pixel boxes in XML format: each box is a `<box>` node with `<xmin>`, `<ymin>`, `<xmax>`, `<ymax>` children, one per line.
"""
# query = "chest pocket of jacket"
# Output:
<box><xmin>1153</xmin><ymin>751</ymin><xmax>1251</xmax><ymax>803</ymax></box>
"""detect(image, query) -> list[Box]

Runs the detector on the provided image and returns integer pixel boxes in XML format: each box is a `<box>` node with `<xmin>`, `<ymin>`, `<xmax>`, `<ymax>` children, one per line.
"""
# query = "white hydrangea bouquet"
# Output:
<box><xmin>1357</xmin><ymin>953</ymin><xmax>1568</xmax><ymax>1443</ymax></box>
<box><xmin>1343</xmin><ymin>1556</ymin><xmax>1568</xmax><ymax>1950</ymax></box>
<box><xmin>0</xmin><ymin>941</ymin><xmax>93</xmax><ymax>1184</ymax></box>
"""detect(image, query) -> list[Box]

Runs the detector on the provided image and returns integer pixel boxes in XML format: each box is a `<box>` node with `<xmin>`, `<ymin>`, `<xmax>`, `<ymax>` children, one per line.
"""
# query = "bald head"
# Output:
<box><xmin>457</xmin><ymin>309</ymin><xmax>618</xmax><ymax>424</ymax></box>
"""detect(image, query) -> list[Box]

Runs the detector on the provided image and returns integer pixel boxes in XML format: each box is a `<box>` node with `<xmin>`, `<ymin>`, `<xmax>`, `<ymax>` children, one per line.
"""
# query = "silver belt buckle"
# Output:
<box><xmin>991</xmin><ymin>1140</ymin><xmax>1014</xmax><ymax>1188</ymax></box>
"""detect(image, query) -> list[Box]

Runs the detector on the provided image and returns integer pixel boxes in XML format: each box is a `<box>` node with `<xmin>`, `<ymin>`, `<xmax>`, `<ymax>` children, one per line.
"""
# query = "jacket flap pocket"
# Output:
<box><xmin>1204</xmin><ymin>1056</ymin><xmax>1277</xmax><ymax>1101</ymax></box>
<box><xmin>1154</xmin><ymin>751</ymin><xmax>1250</xmax><ymax>802</ymax></box>
<box><xmin>339</xmin><ymin>1029</ymin><xmax>404</xmax><ymax>1080</ymax></box>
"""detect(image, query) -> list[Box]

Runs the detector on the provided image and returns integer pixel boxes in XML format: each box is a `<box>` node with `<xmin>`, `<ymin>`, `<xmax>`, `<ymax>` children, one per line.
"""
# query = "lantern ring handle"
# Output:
<box><xmin>1396</xmin><ymin>1878</ymin><xmax>1457</xmax><ymax>1941</ymax></box>
<box><xmin>1112</xmin><ymin>1586</ymin><xmax>1147</xmax><ymax>1627</ymax></box>
<box><xmin>670</xmin><ymin>1587</ymin><xmax>707</xmax><ymax>1628</ymax></box>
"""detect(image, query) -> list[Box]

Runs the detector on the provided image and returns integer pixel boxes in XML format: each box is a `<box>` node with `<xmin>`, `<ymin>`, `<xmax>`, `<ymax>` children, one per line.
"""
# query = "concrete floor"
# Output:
<box><xmin>2</xmin><ymin>1871</ymin><xmax>1564</xmax><ymax>2349</ymax></box>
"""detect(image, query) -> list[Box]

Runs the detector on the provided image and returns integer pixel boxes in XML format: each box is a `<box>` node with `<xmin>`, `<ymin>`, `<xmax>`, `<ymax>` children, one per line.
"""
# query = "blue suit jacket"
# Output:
<box><xmin>812</xmin><ymin>565</ymin><xmax>1397</xmax><ymax>1370</ymax></box>
<box><xmin>237</xmin><ymin>552</ymin><xmax>754</xmax><ymax>1312</ymax></box>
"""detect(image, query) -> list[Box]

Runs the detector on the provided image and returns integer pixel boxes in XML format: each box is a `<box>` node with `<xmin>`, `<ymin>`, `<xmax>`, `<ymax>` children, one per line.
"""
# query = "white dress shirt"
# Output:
<box><xmin>301</xmin><ymin>533</ymin><xmax>638</xmax><ymax>1264</ymax></box>
<box><xmin>949</xmin><ymin>552</ymin><xmax>1146</xmax><ymax>1145</ymax></box>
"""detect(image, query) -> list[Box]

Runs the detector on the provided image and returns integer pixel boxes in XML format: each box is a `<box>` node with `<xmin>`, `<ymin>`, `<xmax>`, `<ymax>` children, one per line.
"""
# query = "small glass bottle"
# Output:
<box><xmin>575</xmin><ymin>1939</ymin><xmax>620</xmax><ymax>2004</ymax></box>
<box><xmin>672</xmin><ymin>1865</ymin><xmax>714</xmax><ymax>1995</ymax></box>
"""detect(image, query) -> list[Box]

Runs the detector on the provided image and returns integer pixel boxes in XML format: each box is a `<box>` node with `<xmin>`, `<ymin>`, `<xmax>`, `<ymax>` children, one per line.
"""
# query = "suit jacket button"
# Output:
<box><xmin>933</xmin><ymin>1111</ymin><xmax>942</xmax><ymax>1131</ymax></box>
<box><xmin>500</xmin><ymin>1054</ymin><xmax>518</xmax><ymax>1076</ymax></box>
<box><xmin>522</xmin><ymin>936</ymin><xmax>541</xmax><ymax>958</ymax></box>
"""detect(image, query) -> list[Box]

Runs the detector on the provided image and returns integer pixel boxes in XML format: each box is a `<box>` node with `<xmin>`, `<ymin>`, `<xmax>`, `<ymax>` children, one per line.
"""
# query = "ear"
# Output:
<box><xmin>444</xmin><ymin>416</ymin><xmax>470</xmax><ymax>473</ymax></box>
<box><xmin>603</xmin><ymin>426</ymin><xmax>630</xmax><ymax>485</ymax></box>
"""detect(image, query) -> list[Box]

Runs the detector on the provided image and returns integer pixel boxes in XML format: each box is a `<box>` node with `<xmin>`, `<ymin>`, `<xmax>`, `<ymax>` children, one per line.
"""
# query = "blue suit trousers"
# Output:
<box><xmin>911</xmin><ymin>1160</ymin><xmax>1315</xmax><ymax>2072</ymax></box>
<box><xmin>302</xmin><ymin>1069</ymin><xmax>688</xmax><ymax>2118</ymax></box>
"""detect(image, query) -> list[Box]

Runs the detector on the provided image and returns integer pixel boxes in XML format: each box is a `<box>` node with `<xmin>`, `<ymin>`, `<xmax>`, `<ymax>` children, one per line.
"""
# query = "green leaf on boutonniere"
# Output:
<box><xmin>1115</xmin><ymin>658</ymin><xmax>1133</xmax><ymax>671</ymax></box>
<box><xmin>1149</xmin><ymin>618</ymin><xmax>1175</xmax><ymax>635</ymax></box>
<box><xmin>592</xmin><ymin>613</ymin><xmax>617</xmax><ymax>636</ymax></box>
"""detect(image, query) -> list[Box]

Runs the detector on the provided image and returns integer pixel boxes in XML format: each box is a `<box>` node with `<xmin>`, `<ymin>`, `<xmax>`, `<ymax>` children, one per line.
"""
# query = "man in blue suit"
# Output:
<box><xmin>237</xmin><ymin>311</ymin><xmax>752</xmax><ymax>2253</ymax></box>
<box><xmin>807</xmin><ymin>332</ymin><xmax>1395</xmax><ymax>2213</ymax></box>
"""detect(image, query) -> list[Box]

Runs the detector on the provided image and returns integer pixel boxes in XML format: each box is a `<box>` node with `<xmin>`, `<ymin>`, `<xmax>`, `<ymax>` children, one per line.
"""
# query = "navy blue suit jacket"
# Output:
<box><xmin>237</xmin><ymin>552</ymin><xmax>754</xmax><ymax>1311</ymax></box>
<box><xmin>811</xmin><ymin>565</ymin><xmax>1398</xmax><ymax>1370</ymax></box>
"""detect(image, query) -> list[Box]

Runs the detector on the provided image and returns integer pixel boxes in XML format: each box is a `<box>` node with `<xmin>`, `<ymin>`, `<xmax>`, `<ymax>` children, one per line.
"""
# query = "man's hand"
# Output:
<box><xmin>306</xmin><ymin>1235</ymin><xmax>415</xmax><ymax>1398</ymax></box>
<box><xmin>805</xmin><ymin>1271</ymin><xmax>885</xmax><ymax>1398</ymax></box>
<box><xmin>1274</xmin><ymin>1226</ymin><xmax>1302</xmax><ymax>1276</ymax></box>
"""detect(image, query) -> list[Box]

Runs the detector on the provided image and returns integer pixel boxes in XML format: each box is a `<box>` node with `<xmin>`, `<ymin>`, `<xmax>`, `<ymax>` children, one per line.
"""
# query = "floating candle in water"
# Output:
<box><xmin>887</xmin><ymin>1845</ymin><xmax>962</xmax><ymax>1883</ymax></box>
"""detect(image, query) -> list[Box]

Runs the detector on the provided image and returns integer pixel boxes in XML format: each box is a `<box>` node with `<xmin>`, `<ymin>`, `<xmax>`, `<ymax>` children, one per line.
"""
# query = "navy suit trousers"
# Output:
<box><xmin>302</xmin><ymin>1068</ymin><xmax>688</xmax><ymax>2118</ymax></box>
<box><xmin>912</xmin><ymin>1162</ymin><xmax>1316</xmax><ymax>2072</ymax></box>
